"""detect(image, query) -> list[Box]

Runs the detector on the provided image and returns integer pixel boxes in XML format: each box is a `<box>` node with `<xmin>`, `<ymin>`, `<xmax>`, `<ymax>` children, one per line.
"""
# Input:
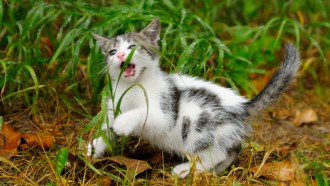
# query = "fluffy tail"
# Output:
<box><xmin>246</xmin><ymin>43</ymin><xmax>301</xmax><ymax>116</ymax></box>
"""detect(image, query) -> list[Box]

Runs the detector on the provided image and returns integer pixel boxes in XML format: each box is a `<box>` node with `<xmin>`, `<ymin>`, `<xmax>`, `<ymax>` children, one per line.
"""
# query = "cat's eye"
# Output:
<box><xmin>128</xmin><ymin>45</ymin><xmax>136</xmax><ymax>49</ymax></box>
<box><xmin>109</xmin><ymin>49</ymin><xmax>117</xmax><ymax>56</ymax></box>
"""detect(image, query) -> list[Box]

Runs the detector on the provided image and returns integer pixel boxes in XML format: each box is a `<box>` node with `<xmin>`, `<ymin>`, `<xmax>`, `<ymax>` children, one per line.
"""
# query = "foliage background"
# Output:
<box><xmin>1</xmin><ymin>0</ymin><xmax>329</xmax><ymax>109</ymax></box>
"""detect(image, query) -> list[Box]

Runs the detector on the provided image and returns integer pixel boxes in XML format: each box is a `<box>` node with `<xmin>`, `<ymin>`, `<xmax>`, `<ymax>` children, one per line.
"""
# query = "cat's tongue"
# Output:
<box><xmin>124</xmin><ymin>64</ymin><xmax>136</xmax><ymax>77</ymax></box>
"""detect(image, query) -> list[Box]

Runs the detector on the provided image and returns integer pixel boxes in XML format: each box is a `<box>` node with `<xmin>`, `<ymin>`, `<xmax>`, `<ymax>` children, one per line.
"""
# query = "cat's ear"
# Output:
<box><xmin>92</xmin><ymin>33</ymin><xmax>110</xmax><ymax>55</ymax></box>
<box><xmin>140</xmin><ymin>18</ymin><xmax>161</xmax><ymax>45</ymax></box>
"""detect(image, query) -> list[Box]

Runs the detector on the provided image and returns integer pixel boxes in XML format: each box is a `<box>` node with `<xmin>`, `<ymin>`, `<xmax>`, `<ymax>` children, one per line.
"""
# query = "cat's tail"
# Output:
<box><xmin>246</xmin><ymin>43</ymin><xmax>301</xmax><ymax>116</ymax></box>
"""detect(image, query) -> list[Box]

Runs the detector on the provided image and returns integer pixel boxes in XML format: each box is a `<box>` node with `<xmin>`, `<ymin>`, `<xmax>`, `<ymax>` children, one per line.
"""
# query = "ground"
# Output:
<box><xmin>0</xmin><ymin>77</ymin><xmax>329</xmax><ymax>185</ymax></box>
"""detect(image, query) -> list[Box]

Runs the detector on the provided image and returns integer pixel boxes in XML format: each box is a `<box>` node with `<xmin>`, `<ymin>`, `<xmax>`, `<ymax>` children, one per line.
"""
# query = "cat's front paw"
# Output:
<box><xmin>87</xmin><ymin>137</ymin><xmax>107</xmax><ymax>158</ymax></box>
<box><xmin>112</xmin><ymin>114</ymin><xmax>139</xmax><ymax>136</ymax></box>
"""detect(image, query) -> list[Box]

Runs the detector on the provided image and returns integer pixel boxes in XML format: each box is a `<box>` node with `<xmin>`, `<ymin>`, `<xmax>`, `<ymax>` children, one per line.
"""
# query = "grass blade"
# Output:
<box><xmin>59</xmin><ymin>95</ymin><xmax>91</xmax><ymax>118</ymax></box>
<box><xmin>162</xmin><ymin>0</ymin><xmax>176</xmax><ymax>12</ymax></box>
<box><xmin>55</xmin><ymin>147</ymin><xmax>68</xmax><ymax>177</ymax></box>
<box><xmin>274</xmin><ymin>18</ymin><xmax>287</xmax><ymax>49</ymax></box>
<box><xmin>315</xmin><ymin>172</ymin><xmax>328</xmax><ymax>186</ymax></box>
<box><xmin>210</xmin><ymin>37</ymin><xmax>232</xmax><ymax>55</ymax></box>
<box><xmin>114</xmin><ymin>44</ymin><xmax>138</xmax><ymax>95</ymax></box>
<box><xmin>0</xmin><ymin>85</ymin><xmax>45</xmax><ymax>102</ymax></box>
<box><xmin>114</xmin><ymin>84</ymin><xmax>148</xmax><ymax>118</ymax></box>
<box><xmin>23</xmin><ymin>65</ymin><xmax>39</xmax><ymax>106</ymax></box>
<box><xmin>77</xmin><ymin>154</ymin><xmax>102</xmax><ymax>175</ymax></box>
<box><xmin>192</xmin><ymin>15</ymin><xmax>215</xmax><ymax>36</ymax></box>
<box><xmin>99</xmin><ymin>84</ymin><xmax>116</xmax><ymax>154</ymax></box>
<box><xmin>0</xmin><ymin>60</ymin><xmax>7</xmax><ymax>99</ymax></box>
<box><xmin>292</xmin><ymin>20</ymin><xmax>300</xmax><ymax>47</ymax></box>
<box><xmin>49</xmin><ymin>29</ymin><xmax>79</xmax><ymax>68</ymax></box>
<box><xmin>177</xmin><ymin>39</ymin><xmax>205</xmax><ymax>71</ymax></box>
<box><xmin>262</xmin><ymin>17</ymin><xmax>281</xmax><ymax>37</ymax></box>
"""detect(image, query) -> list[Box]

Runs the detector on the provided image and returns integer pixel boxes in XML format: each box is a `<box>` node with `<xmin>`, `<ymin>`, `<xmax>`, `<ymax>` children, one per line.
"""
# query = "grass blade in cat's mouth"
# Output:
<box><xmin>120</xmin><ymin>62</ymin><xmax>136</xmax><ymax>77</ymax></box>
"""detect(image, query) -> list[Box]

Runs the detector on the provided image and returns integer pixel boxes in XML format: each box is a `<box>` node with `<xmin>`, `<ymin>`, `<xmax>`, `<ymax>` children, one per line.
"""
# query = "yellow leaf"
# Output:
<box><xmin>250</xmin><ymin>161</ymin><xmax>295</xmax><ymax>181</ymax></box>
<box><xmin>109</xmin><ymin>155</ymin><xmax>151</xmax><ymax>175</ymax></box>
<box><xmin>293</xmin><ymin>109</ymin><xmax>318</xmax><ymax>126</ymax></box>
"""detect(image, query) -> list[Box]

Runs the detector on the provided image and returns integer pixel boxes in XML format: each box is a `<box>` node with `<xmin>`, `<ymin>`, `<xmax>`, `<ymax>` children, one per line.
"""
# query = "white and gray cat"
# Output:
<box><xmin>87</xmin><ymin>18</ymin><xmax>301</xmax><ymax>178</ymax></box>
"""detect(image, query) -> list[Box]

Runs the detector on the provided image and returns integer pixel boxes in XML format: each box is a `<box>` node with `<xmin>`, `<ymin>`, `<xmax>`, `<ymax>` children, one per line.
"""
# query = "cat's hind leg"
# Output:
<box><xmin>172</xmin><ymin>155</ymin><xmax>223</xmax><ymax>178</ymax></box>
<box><xmin>214</xmin><ymin>144</ymin><xmax>241</xmax><ymax>174</ymax></box>
<box><xmin>172</xmin><ymin>145</ymin><xmax>241</xmax><ymax>178</ymax></box>
<box><xmin>172</xmin><ymin>149</ymin><xmax>224</xmax><ymax>178</ymax></box>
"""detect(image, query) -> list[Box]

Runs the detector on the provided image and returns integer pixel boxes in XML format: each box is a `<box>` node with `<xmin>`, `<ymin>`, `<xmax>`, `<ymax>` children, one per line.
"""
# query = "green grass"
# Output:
<box><xmin>1</xmin><ymin>0</ymin><xmax>329</xmax><ymax>107</ymax></box>
<box><xmin>0</xmin><ymin>0</ymin><xmax>329</xmax><ymax>185</ymax></box>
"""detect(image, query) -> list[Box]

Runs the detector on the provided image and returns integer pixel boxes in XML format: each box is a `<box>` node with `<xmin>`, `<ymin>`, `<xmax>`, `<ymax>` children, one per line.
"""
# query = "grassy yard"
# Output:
<box><xmin>0</xmin><ymin>0</ymin><xmax>329</xmax><ymax>185</ymax></box>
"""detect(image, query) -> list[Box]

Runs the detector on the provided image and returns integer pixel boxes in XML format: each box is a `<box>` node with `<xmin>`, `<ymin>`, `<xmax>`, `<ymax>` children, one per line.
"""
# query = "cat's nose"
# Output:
<box><xmin>117</xmin><ymin>51</ymin><xmax>125</xmax><ymax>61</ymax></box>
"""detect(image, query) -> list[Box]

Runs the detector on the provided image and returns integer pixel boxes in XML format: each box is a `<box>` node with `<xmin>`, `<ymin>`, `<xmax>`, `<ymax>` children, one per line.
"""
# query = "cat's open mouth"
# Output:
<box><xmin>120</xmin><ymin>62</ymin><xmax>136</xmax><ymax>77</ymax></box>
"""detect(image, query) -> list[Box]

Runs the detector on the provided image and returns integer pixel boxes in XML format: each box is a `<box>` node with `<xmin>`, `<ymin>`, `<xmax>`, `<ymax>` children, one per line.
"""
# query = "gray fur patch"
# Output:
<box><xmin>182</xmin><ymin>117</ymin><xmax>191</xmax><ymax>142</ymax></box>
<box><xmin>193</xmin><ymin>133</ymin><xmax>214</xmax><ymax>153</ymax></box>
<box><xmin>182</xmin><ymin>88</ymin><xmax>222</xmax><ymax>109</ymax></box>
<box><xmin>195</xmin><ymin>111</ymin><xmax>211</xmax><ymax>132</ymax></box>
<box><xmin>160</xmin><ymin>77</ymin><xmax>181</xmax><ymax>128</ymax></box>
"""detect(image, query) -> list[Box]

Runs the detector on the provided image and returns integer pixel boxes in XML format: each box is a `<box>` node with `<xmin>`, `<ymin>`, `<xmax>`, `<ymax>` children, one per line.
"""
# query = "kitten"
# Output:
<box><xmin>88</xmin><ymin>18</ymin><xmax>301</xmax><ymax>178</ymax></box>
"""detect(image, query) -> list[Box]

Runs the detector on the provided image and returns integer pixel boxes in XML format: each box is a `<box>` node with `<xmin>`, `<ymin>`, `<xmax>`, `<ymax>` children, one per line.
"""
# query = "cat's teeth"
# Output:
<box><xmin>120</xmin><ymin>62</ymin><xmax>136</xmax><ymax>69</ymax></box>
<box><xmin>123</xmin><ymin>63</ymin><xmax>136</xmax><ymax>77</ymax></box>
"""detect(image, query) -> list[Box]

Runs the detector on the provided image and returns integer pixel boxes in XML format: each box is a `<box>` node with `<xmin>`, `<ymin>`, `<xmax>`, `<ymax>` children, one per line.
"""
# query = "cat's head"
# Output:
<box><xmin>93</xmin><ymin>18</ymin><xmax>161</xmax><ymax>83</ymax></box>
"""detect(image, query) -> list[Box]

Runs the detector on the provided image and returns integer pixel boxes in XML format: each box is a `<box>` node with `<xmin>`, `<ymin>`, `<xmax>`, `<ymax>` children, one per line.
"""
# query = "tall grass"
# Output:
<box><xmin>1</xmin><ymin>0</ymin><xmax>329</xmax><ymax>109</ymax></box>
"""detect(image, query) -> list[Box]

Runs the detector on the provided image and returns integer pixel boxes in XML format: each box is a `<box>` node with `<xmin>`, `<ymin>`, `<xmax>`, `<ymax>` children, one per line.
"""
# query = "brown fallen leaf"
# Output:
<box><xmin>250</xmin><ymin>161</ymin><xmax>295</xmax><ymax>181</ymax></box>
<box><xmin>109</xmin><ymin>156</ymin><xmax>151</xmax><ymax>175</ymax></box>
<box><xmin>21</xmin><ymin>133</ymin><xmax>54</xmax><ymax>149</ymax></box>
<box><xmin>0</xmin><ymin>123</ymin><xmax>54</xmax><ymax>155</ymax></box>
<box><xmin>1</xmin><ymin>124</ymin><xmax>22</xmax><ymax>153</ymax></box>
<box><xmin>293</xmin><ymin>109</ymin><xmax>318</xmax><ymax>126</ymax></box>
